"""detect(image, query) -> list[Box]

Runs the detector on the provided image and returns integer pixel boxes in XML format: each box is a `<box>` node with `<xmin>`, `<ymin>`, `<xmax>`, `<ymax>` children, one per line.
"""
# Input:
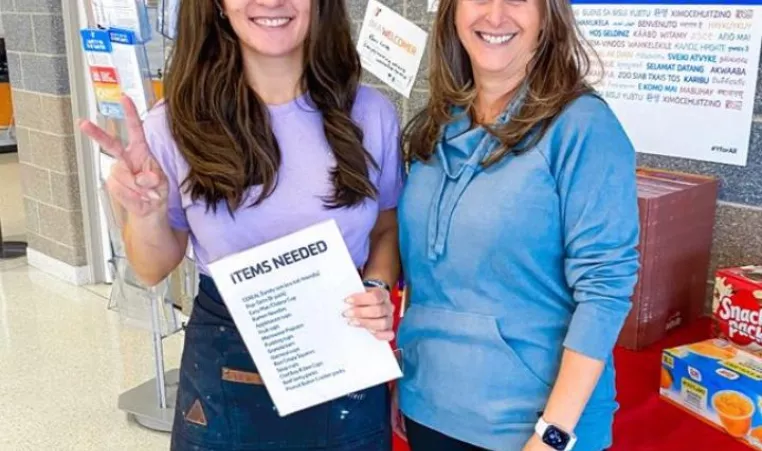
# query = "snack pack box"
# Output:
<box><xmin>713</xmin><ymin>266</ymin><xmax>762</xmax><ymax>357</ymax></box>
<box><xmin>660</xmin><ymin>338</ymin><xmax>762</xmax><ymax>449</ymax></box>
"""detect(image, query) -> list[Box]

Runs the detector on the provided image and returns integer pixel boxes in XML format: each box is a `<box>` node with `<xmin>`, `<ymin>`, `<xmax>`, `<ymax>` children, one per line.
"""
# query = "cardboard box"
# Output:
<box><xmin>660</xmin><ymin>338</ymin><xmax>762</xmax><ymax>449</ymax></box>
<box><xmin>713</xmin><ymin>266</ymin><xmax>762</xmax><ymax>357</ymax></box>
<box><xmin>618</xmin><ymin>168</ymin><xmax>718</xmax><ymax>350</ymax></box>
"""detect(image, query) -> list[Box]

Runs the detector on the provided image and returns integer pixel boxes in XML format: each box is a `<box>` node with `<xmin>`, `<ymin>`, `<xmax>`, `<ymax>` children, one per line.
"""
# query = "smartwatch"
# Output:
<box><xmin>363</xmin><ymin>278</ymin><xmax>391</xmax><ymax>292</ymax></box>
<box><xmin>535</xmin><ymin>417</ymin><xmax>577</xmax><ymax>451</ymax></box>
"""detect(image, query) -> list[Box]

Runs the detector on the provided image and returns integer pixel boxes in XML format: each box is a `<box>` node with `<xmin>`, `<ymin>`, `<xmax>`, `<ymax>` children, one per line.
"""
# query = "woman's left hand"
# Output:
<box><xmin>344</xmin><ymin>287</ymin><xmax>396</xmax><ymax>341</ymax></box>
<box><xmin>522</xmin><ymin>434</ymin><xmax>553</xmax><ymax>451</ymax></box>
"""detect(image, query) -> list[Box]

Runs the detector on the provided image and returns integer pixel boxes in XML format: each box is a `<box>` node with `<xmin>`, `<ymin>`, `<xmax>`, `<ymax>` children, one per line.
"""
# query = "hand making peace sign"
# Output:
<box><xmin>79</xmin><ymin>95</ymin><xmax>168</xmax><ymax>219</ymax></box>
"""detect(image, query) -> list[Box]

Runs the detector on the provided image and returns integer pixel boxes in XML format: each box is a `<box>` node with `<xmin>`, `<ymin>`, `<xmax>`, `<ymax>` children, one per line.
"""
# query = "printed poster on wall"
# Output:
<box><xmin>357</xmin><ymin>0</ymin><xmax>428</xmax><ymax>98</ymax></box>
<box><xmin>572</xmin><ymin>1</ymin><xmax>762</xmax><ymax>166</ymax></box>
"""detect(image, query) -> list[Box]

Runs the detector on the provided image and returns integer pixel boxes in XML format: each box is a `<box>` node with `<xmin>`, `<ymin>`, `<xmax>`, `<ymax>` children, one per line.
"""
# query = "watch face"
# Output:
<box><xmin>542</xmin><ymin>425</ymin><xmax>570</xmax><ymax>451</ymax></box>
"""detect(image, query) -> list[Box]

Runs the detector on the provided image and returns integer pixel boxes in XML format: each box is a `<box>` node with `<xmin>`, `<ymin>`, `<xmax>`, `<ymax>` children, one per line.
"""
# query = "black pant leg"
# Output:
<box><xmin>403</xmin><ymin>417</ymin><xmax>486</xmax><ymax>451</ymax></box>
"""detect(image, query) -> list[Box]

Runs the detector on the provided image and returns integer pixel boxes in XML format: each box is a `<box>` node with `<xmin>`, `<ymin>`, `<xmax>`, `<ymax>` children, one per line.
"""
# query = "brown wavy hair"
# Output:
<box><xmin>403</xmin><ymin>0</ymin><xmax>600</xmax><ymax>168</ymax></box>
<box><xmin>164</xmin><ymin>0</ymin><xmax>376</xmax><ymax>212</ymax></box>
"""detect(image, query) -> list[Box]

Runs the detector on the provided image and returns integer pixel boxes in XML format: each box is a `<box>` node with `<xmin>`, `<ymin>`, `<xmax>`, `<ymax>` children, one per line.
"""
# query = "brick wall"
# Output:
<box><xmin>0</xmin><ymin>0</ymin><xmax>86</xmax><ymax>268</ymax></box>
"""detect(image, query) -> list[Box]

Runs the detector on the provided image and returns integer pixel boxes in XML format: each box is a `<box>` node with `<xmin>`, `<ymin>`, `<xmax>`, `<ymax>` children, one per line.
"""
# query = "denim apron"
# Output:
<box><xmin>170</xmin><ymin>275</ymin><xmax>392</xmax><ymax>451</ymax></box>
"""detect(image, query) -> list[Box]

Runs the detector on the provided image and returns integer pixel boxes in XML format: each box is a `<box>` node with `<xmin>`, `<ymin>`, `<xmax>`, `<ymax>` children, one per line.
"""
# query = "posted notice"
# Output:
<box><xmin>356</xmin><ymin>0</ymin><xmax>428</xmax><ymax>98</ymax></box>
<box><xmin>207</xmin><ymin>220</ymin><xmax>402</xmax><ymax>416</ymax></box>
<box><xmin>572</xmin><ymin>1</ymin><xmax>762</xmax><ymax>166</ymax></box>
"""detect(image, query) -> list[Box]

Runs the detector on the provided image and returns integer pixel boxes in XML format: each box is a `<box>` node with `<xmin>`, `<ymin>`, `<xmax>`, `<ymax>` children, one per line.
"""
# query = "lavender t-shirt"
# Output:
<box><xmin>143</xmin><ymin>86</ymin><xmax>403</xmax><ymax>275</ymax></box>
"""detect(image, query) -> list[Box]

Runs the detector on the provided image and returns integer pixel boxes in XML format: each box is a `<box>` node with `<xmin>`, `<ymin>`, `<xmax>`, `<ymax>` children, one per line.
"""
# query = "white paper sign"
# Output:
<box><xmin>357</xmin><ymin>0</ymin><xmax>428</xmax><ymax>98</ymax></box>
<box><xmin>158</xmin><ymin>0</ymin><xmax>181</xmax><ymax>40</ymax></box>
<box><xmin>90</xmin><ymin>0</ymin><xmax>152</xmax><ymax>43</ymax></box>
<box><xmin>207</xmin><ymin>220</ymin><xmax>402</xmax><ymax>417</ymax></box>
<box><xmin>573</xmin><ymin>2</ymin><xmax>762</xmax><ymax>166</ymax></box>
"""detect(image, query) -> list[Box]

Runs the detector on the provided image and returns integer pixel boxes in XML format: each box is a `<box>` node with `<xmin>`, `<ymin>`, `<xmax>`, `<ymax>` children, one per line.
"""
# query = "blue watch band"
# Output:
<box><xmin>363</xmin><ymin>278</ymin><xmax>390</xmax><ymax>292</ymax></box>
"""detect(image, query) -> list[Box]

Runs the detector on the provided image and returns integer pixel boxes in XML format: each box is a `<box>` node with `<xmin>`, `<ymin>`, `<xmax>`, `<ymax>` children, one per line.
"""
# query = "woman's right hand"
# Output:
<box><xmin>79</xmin><ymin>95</ymin><xmax>168</xmax><ymax>219</ymax></box>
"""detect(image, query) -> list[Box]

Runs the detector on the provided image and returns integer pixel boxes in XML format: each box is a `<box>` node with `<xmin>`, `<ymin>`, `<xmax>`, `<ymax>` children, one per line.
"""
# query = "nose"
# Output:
<box><xmin>486</xmin><ymin>0</ymin><xmax>505</xmax><ymax>27</ymax></box>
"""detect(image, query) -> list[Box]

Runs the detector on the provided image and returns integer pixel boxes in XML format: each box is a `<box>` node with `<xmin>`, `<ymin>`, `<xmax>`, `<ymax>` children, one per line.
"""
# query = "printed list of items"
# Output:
<box><xmin>241</xmin><ymin>271</ymin><xmax>346</xmax><ymax>391</ymax></box>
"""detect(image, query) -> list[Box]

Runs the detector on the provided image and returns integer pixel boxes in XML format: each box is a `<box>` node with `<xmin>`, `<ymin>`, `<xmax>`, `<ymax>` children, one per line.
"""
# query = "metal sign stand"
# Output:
<box><xmin>83</xmin><ymin>0</ymin><xmax>184</xmax><ymax>433</ymax></box>
<box><xmin>116</xmin><ymin>285</ymin><xmax>180</xmax><ymax>432</ymax></box>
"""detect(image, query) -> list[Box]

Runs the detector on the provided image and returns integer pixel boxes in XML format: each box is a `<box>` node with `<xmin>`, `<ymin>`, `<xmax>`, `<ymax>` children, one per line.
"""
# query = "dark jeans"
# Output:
<box><xmin>170</xmin><ymin>275</ymin><xmax>392</xmax><ymax>451</ymax></box>
<box><xmin>404</xmin><ymin>417</ymin><xmax>488</xmax><ymax>451</ymax></box>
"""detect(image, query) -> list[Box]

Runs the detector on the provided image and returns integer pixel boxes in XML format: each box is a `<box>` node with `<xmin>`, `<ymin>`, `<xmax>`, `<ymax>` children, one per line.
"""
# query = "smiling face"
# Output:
<box><xmin>455</xmin><ymin>0</ymin><xmax>543</xmax><ymax>82</ymax></box>
<box><xmin>221</xmin><ymin>0</ymin><xmax>312</xmax><ymax>60</ymax></box>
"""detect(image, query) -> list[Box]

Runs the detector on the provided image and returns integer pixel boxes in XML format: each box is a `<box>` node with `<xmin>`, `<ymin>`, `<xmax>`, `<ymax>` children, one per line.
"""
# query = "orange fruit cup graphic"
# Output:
<box><xmin>688</xmin><ymin>341</ymin><xmax>737</xmax><ymax>361</ymax></box>
<box><xmin>660</xmin><ymin>367</ymin><xmax>673</xmax><ymax>390</ymax></box>
<box><xmin>712</xmin><ymin>390</ymin><xmax>755</xmax><ymax>437</ymax></box>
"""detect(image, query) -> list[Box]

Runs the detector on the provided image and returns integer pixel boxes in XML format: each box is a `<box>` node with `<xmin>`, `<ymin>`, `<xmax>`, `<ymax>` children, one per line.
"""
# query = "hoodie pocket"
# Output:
<box><xmin>398</xmin><ymin>304</ymin><xmax>551</xmax><ymax>424</ymax></box>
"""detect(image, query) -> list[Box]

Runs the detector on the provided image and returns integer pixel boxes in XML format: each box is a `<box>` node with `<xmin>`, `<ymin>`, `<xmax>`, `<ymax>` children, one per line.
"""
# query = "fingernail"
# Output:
<box><xmin>147</xmin><ymin>190</ymin><xmax>160</xmax><ymax>200</ymax></box>
<box><xmin>348</xmin><ymin>319</ymin><xmax>359</xmax><ymax>326</ymax></box>
<box><xmin>345</xmin><ymin>297</ymin><xmax>355</xmax><ymax>304</ymax></box>
<box><xmin>343</xmin><ymin>309</ymin><xmax>354</xmax><ymax>318</ymax></box>
<box><xmin>135</xmin><ymin>174</ymin><xmax>148</xmax><ymax>186</ymax></box>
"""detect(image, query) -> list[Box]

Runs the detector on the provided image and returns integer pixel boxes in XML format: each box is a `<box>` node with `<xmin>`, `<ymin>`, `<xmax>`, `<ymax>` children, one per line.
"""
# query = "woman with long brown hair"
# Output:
<box><xmin>395</xmin><ymin>0</ymin><xmax>639</xmax><ymax>450</ymax></box>
<box><xmin>80</xmin><ymin>0</ymin><xmax>402</xmax><ymax>449</ymax></box>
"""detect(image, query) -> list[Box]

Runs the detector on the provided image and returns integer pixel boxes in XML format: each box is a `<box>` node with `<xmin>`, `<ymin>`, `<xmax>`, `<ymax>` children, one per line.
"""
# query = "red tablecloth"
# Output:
<box><xmin>390</xmin><ymin>314</ymin><xmax>748</xmax><ymax>451</ymax></box>
<box><xmin>610</xmin><ymin>317</ymin><xmax>746</xmax><ymax>450</ymax></box>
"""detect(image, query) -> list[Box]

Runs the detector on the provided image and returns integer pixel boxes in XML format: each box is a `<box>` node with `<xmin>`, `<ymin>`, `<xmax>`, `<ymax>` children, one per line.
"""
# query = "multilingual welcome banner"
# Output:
<box><xmin>572</xmin><ymin>0</ymin><xmax>762</xmax><ymax>166</ymax></box>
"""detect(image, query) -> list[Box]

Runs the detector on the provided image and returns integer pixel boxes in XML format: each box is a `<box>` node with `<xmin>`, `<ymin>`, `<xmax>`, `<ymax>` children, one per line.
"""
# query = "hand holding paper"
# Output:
<box><xmin>208</xmin><ymin>220</ymin><xmax>403</xmax><ymax>416</ymax></box>
<box><xmin>345</xmin><ymin>287</ymin><xmax>396</xmax><ymax>341</ymax></box>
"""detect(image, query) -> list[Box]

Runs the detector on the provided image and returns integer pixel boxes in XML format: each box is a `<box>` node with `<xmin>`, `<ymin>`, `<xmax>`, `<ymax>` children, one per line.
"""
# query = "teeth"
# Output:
<box><xmin>253</xmin><ymin>18</ymin><xmax>290</xmax><ymax>27</ymax></box>
<box><xmin>478</xmin><ymin>32</ymin><xmax>515</xmax><ymax>45</ymax></box>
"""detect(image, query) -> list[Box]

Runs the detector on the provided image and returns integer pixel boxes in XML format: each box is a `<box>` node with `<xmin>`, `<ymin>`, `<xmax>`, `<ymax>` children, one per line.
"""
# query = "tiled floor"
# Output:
<box><xmin>0</xmin><ymin>259</ymin><xmax>183</xmax><ymax>450</ymax></box>
<box><xmin>0</xmin><ymin>252</ymin><xmax>182</xmax><ymax>451</ymax></box>
<box><xmin>1</xmin><ymin>149</ymin><xmax>185</xmax><ymax>450</ymax></box>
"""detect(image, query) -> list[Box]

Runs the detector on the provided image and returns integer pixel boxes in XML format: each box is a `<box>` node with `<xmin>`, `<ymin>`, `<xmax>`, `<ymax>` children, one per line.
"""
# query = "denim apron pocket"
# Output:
<box><xmin>172</xmin><ymin>322</ymin><xmax>234</xmax><ymax>449</ymax></box>
<box><xmin>221</xmin><ymin>344</ymin><xmax>331</xmax><ymax>450</ymax></box>
<box><xmin>173</xmin><ymin>278</ymin><xmax>392</xmax><ymax>450</ymax></box>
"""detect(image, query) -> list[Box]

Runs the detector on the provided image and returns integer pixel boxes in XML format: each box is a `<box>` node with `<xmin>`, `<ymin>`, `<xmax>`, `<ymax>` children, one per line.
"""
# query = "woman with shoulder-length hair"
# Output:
<box><xmin>80</xmin><ymin>0</ymin><xmax>403</xmax><ymax>450</ymax></box>
<box><xmin>394</xmin><ymin>0</ymin><xmax>640</xmax><ymax>450</ymax></box>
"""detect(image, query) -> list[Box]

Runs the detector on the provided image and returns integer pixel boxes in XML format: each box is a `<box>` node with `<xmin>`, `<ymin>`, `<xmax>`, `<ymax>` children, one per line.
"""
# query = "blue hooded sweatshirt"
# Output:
<box><xmin>396</xmin><ymin>93</ymin><xmax>640</xmax><ymax>451</ymax></box>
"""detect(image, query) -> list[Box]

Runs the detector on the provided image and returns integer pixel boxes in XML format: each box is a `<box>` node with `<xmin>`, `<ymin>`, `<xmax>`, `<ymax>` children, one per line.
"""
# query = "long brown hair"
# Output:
<box><xmin>403</xmin><ymin>0</ymin><xmax>599</xmax><ymax>167</ymax></box>
<box><xmin>164</xmin><ymin>0</ymin><xmax>376</xmax><ymax>212</ymax></box>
